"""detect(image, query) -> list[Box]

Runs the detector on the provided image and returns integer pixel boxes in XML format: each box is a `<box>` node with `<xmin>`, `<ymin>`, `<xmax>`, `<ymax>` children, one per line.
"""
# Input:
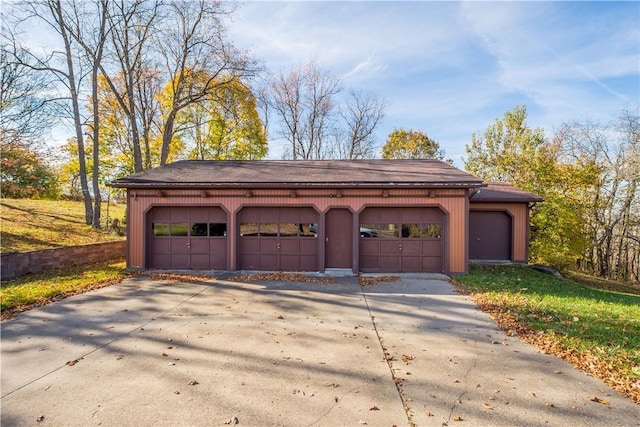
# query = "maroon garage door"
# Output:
<box><xmin>147</xmin><ymin>206</ymin><xmax>227</xmax><ymax>269</ymax></box>
<box><xmin>238</xmin><ymin>207</ymin><xmax>319</xmax><ymax>271</ymax></box>
<box><xmin>469</xmin><ymin>210</ymin><xmax>512</xmax><ymax>260</ymax></box>
<box><xmin>360</xmin><ymin>207</ymin><xmax>444</xmax><ymax>273</ymax></box>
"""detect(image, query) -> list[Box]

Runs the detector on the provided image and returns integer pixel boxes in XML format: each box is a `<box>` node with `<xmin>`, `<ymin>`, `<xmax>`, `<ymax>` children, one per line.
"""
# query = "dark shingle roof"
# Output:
<box><xmin>110</xmin><ymin>159</ymin><xmax>485</xmax><ymax>189</ymax></box>
<box><xmin>470</xmin><ymin>182</ymin><xmax>543</xmax><ymax>203</ymax></box>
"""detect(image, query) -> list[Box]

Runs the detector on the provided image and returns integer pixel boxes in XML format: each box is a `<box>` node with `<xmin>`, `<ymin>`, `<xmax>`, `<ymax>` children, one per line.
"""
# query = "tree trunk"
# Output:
<box><xmin>160</xmin><ymin>110</ymin><xmax>177</xmax><ymax>165</ymax></box>
<box><xmin>54</xmin><ymin>0</ymin><xmax>93</xmax><ymax>224</ymax></box>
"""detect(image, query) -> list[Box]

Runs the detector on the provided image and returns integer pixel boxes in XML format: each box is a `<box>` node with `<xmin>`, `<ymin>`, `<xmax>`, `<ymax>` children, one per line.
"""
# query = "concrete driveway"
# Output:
<box><xmin>1</xmin><ymin>274</ymin><xmax>637</xmax><ymax>427</ymax></box>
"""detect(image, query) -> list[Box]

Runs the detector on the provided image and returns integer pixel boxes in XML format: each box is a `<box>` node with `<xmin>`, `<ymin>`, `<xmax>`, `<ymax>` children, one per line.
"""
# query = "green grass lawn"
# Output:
<box><xmin>455</xmin><ymin>264</ymin><xmax>640</xmax><ymax>404</ymax></box>
<box><xmin>1</xmin><ymin>198</ymin><xmax>126</xmax><ymax>253</ymax></box>
<box><xmin>0</xmin><ymin>259</ymin><xmax>136</xmax><ymax>319</ymax></box>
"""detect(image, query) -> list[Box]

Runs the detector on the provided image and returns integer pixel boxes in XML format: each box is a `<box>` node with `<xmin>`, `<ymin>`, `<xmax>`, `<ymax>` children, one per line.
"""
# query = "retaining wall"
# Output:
<box><xmin>1</xmin><ymin>240</ymin><xmax>126</xmax><ymax>280</ymax></box>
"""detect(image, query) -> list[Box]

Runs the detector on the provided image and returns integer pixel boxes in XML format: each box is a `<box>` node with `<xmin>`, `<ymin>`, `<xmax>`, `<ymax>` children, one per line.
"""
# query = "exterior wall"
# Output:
<box><xmin>126</xmin><ymin>188</ymin><xmax>469</xmax><ymax>274</ymax></box>
<box><xmin>469</xmin><ymin>202</ymin><xmax>530</xmax><ymax>262</ymax></box>
<box><xmin>1</xmin><ymin>240</ymin><xmax>126</xmax><ymax>280</ymax></box>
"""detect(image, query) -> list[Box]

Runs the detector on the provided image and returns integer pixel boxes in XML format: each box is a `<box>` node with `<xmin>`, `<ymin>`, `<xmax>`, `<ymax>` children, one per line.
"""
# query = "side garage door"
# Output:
<box><xmin>469</xmin><ymin>211</ymin><xmax>511</xmax><ymax>260</ymax></box>
<box><xmin>147</xmin><ymin>206</ymin><xmax>227</xmax><ymax>269</ymax></box>
<box><xmin>238</xmin><ymin>207</ymin><xmax>319</xmax><ymax>271</ymax></box>
<box><xmin>360</xmin><ymin>207</ymin><xmax>444</xmax><ymax>273</ymax></box>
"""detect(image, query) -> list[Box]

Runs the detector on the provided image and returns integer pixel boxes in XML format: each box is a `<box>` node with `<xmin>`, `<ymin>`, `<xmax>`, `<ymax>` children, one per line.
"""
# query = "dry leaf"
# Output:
<box><xmin>224</xmin><ymin>416</ymin><xmax>239</xmax><ymax>425</ymax></box>
<box><xmin>188</xmin><ymin>380</ymin><xmax>199</xmax><ymax>386</ymax></box>
<box><xmin>453</xmin><ymin>416</ymin><xmax>463</xmax><ymax>421</ymax></box>
<box><xmin>369</xmin><ymin>406</ymin><xmax>380</xmax><ymax>411</ymax></box>
<box><xmin>590</xmin><ymin>396</ymin><xmax>610</xmax><ymax>405</ymax></box>
<box><xmin>36</xmin><ymin>416</ymin><xmax>45</xmax><ymax>423</ymax></box>
<box><xmin>66</xmin><ymin>360</ymin><xmax>78</xmax><ymax>366</ymax></box>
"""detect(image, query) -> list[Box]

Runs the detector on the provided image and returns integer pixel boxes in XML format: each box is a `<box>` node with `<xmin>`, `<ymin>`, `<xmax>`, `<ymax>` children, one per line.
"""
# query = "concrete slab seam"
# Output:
<box><xmin>359</xmin><ymin>284</ymin><xmax>415</xmax><ymax>426</ymax></box>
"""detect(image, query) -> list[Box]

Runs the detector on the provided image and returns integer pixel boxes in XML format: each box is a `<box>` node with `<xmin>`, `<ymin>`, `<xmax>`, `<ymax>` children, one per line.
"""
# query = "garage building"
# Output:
<box><xmin>110</xmin><ymin>159</ymin><xmax>542</xmax><ymax>274</ymax></box>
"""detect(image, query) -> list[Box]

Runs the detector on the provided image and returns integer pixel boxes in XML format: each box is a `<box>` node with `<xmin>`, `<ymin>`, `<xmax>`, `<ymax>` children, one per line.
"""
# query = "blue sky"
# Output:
<box><xmin>228</xmin><ymin>1</ymin><xmax>640</xmax><ymax>164</ymax></box>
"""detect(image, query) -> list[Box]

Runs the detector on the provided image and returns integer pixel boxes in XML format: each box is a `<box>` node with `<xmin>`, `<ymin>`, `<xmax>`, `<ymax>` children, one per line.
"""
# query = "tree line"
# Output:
<box><xmin>1</xmin><ymin>1</ymin><xmax>637</xmax><ymax>282</ymax></box>
<box><xmin>466</xmin><ymin>105</ymin><xmax>639</xmax><ymax>283</ymax></box>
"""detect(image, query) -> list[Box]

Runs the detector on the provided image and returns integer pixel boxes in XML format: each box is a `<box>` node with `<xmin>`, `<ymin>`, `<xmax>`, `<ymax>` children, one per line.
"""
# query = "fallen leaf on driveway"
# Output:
<box><xmin>66</xmin><ymin>360</ymin><xmax>78</xmax><ymax>366</ymax></box>
<box><xmin>401</xmin><ymin>354</ymin><xmax>415</xmax><ymax>364</ymax></box>
<box><xmin>589</xmin><ymin>396</ymin><xmax>609</xmax><ymax>405</ymax></box>
<box><xmin>224</xmin><ymin>416</ymin><xmax>239</xmax><ymax>425</ymax></box>
<box><xmin>36</xmin><ymin>416</ymin><xmax>45</xmax><ymax>422</ymax></box>
<box><xmin>369</xmin><ymin>406</ymin><xmax>380</xmax><ymax>411</ymax></box>
<box><xmin>453</xmin><ymin>416</ymin><xmax>464</xmax><ymax>421</ymax></box>
<box><xmin>188</xmin><ymin>380</ymin><xmax>199</xmax><ymax>386</ymax></box>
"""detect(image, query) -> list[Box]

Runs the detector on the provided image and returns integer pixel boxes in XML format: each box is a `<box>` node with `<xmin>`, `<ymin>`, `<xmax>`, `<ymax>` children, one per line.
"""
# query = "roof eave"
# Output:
<box><xmin>109</xmin><ymin>181</ymin><xmax>485</xmax><ymax>190</ymax></box>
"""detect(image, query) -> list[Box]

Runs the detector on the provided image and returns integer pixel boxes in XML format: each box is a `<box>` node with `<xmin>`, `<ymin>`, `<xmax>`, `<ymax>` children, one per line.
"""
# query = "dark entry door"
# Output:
<box><xmin>325</xmin><ymin>208</ymin><xmax>353</xmax><ymax>269</ymax></box>
<box><xmin>238</xmin><ymin>207</ymin><xmax>319</xmax><ymax>271</ymax></box>
<box><xmin>469</xmin><ymin>211</ymin><xmax>512</xmax><ymax>260</ymax></box>
<box><xmin>147</xmin><ymin>206</ymin><xmax>227</xmax><ymax>269</ymax></box>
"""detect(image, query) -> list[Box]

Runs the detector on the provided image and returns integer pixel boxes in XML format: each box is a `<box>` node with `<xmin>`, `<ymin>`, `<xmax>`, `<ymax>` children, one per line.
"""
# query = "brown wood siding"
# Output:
<box><xmin>469</xmin><ymin>202</ymin><xmax>529</xmax><ymax>262</ymax></box>
<box><xmin>125</xmin><ymin>189</ymin><xmax>468</xmax><ymax>273</ymax></box>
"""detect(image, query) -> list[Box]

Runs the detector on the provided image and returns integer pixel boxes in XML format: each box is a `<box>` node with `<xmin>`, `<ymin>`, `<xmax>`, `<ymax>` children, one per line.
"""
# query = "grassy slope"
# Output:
<box><xmin>1</xmin><ymin>198</ymin><xmax>126</xmax><ymax>253</ymax></box>
<box><xmin>455</xmin><ymin>264</ymin><xmax>640</xmax><ymax>404</ymax></box>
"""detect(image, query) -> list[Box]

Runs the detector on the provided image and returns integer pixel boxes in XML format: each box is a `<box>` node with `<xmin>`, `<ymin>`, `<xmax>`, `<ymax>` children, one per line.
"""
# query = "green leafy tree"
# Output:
<box><xmin>1</xmin><ymin>134</ymin><xmax>60</xmax><ymax>199</ymax></box>
<box><xmin>382</xmin><ymin>129</ymin><xmax>447</xmax><ymax>160</ymax></box>
<box><xmin>464</xmin><ymin>105</ymin><xmax>598</xmax><ymax>268</ymax></box>
<box><xmin>177</xmin><ymin>77</ymin><xmax>267</xmax><ymax>160</ymax></box>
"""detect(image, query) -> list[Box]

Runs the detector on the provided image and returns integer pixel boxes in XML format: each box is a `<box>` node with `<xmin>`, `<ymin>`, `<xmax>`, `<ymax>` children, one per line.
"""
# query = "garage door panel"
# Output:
<box><xmin>238</xmin><ymin>207</ymin><xmax>319</xmax><ymax>271</ymax></box>
<box><xmin>401</xmin><ymin>240</ymin><xmax>422</xmax><ymax>254</ymax></box>
<box><xmin>380</xmin><ymin>208</ymin><xmax>401</xmax><ymax>222</ymax></box>
<box><xmin>423</xmin><ymin>257</ymin><xmax>442</xmax><ymax>271</ymax></box>
<box><xmin>298</xmin><ymin>239</ymin><xmax>317</xmax><ymax>253</ymax></box>
<box><xmin>259</xmin><ymin>239</ymin><xmax>279</xmax><ymax>252</ymax></box>
<box><xmin>171</xmin><ymin>254</ymin><xmax>189</xmax><ymax>268</ymax></box>
<box><xmin>242</xmin><ymin>239</ymin><xmax>259</xmax><ymax>252</ymax></box>
<box><xmin>360</xmin><ymin>256</ymin><xmax>379</xmax><ymax>270</ymax></box>
<box><xmin>147</xmin><ymin>206</ymin><xmax>228</xmax><ymax>270</ymax></box>
<box><xmin>380</xmin><ymin>240</ymin><xmax>400</xmax><ymax>254</ymax></box>
<box><xmin>380</xmin><ymin>256</ymin><xmax>400</xmax><ymax>270</ymax></box>
<box><xmin>360</xmin><ymin>240</ymin><xmax>379</xmax><ymax>254</ymax></box>
<box><xmin>401</xmin><ymin>256</ymin><xmax>422</xmax><ymax>271</ymax></box>
<box><xmin>151</xmin><ymin>254</ymin><xmax>170</xmax><ymax>268</ymax></box>
<box><xmin>190</xmin><ymin>239</ymin><xmax>209</xmax><ymax>252</ymax></box>
<box><xmin>191</xmin><ymin>254</ymin><xmax>210</xmax><ymax>269</ymax></box>
<box><xmin>260</xmin><ymin>254</ymin><xmax>278</xmax><ymax>270</ymax></box>
<box><xmin>422</xmin><ymin>242</ymin><xmax>442</xmax><ymax>256</ymax></box>
<box><xmin>299</xmin><ymin>255</ymin><xmax>317</xmax><ymax>271</ymax></box>
<box><xmin>470</xmin><ymin>211</ymin><xmax>511</xmax><ymax>260</ymax></box>
<box><xmin>279</xmin><ymin>239</ymin><xmax>299</xmax><ymax>252</ymax></box>
<box><xmin>190</xmin><ymin>208</ymin><xmax>209</xmax><ymax>222</ymax></box>
<box><xmin>359</xmin><ymin>207</ymin><xmax>444</xmax><ymax>273</ymax></box>
<box><xmin>170</xmin><ymin>238</ymin><xmax>189</xmax><ymax>254</ymax></box>
<box><xmin>153</xmin><ymin>239</ymin><xmax>171</xmax><ymax>252</ymax></box>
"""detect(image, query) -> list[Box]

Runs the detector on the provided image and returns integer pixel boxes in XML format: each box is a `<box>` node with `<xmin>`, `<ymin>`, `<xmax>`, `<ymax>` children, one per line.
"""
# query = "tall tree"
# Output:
<box><xmin>18</xmin><ymin>0</ymin><xmax>94</xmax><ymax>224</ymax></box>
<box><xmin>332</xmin><ymin>90</ymin><xmax>386</xmax><ymax>160</ymax></box>
<box><xmin>157</xmin><ymin>0</ymin><xmax>256</xmax><ymax>165</ymax></box>
<box><xmin>269</xmin><ymin>61</ymin><xmax>342</xmax><ymax>159</ymax></box>
<box><xmin>172</xmin><ymin>75</ymin><xmax>267</xmax><ymax>160</ymax></box>
<box><xmin>103</xmin><ymin>0</ymin><xmax>161</xmax><ymax>172</ymax></box>
<box><xmin>553</xmin><ymin>108</ymin><xmax>640</xmax><ymax>281</ymax></box>
<box><xmin>64</xmin><ymin>0</ymin><xmax>110</xmax><ymax>228</ymax></box>
<box><xmin>382</xmin><ymin>128</ymin><xmax>446</xmax><ymax>160</ymax></box>
<box><xmin>0</xmin><ymin>34</ymin><xmax>58</xmax><ymax>142</ymax></box>
<box><xmin>465</xmin><ymin>105</ymin><xmax>598</xmax><ymax>268</ymax></box>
